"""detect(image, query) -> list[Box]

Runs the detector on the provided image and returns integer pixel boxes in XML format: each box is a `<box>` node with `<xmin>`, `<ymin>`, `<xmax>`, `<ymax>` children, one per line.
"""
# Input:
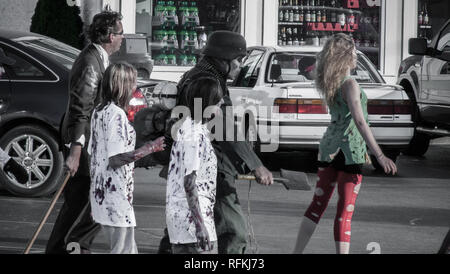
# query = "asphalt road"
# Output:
<box><xmin>0</xmin><ymin>140</ymin><xmax>449</xmax><ymax>254</ymax></box>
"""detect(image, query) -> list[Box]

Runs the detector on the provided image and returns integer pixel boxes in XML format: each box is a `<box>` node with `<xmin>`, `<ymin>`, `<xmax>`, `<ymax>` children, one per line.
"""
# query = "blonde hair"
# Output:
<box><xmin>315</xmin><ymin>33</ymin><xmax>355</xmax><ymax>105</ymax></box>
<box><xmin>99</xmin><ymin>62</ymin><xmax>137</xmax><ymax>111</ymax></box>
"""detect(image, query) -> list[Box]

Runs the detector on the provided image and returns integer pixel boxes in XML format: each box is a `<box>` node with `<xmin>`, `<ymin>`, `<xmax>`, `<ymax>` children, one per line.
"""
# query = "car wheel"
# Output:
<box><xmin>404</xmin><ymin>130</ymin><xmax>430</xmax><ymax>156</ymax></box>
<box><xmin>370</xmin><ymin>150</ymin><xmax>400</xmax><ymax>171</ymax></box>
<box><xmin>0</xmin><ymin>125</ymin><xmax>64</xmax><ymax>197</ymax></box>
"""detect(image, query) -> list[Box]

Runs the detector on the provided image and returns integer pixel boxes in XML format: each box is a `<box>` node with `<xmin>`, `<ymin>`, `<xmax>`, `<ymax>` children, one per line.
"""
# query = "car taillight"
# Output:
<box><xmin>393</xmin><ymin>100</ymin><xmax>412</xmax><ymax>114</ymax></box>
<box><xmin>367</xmin><ymin>100</ymin><xmax>411</xmax><ymax>115</ymax></box>
<box><xmin>127</xmin><ymin>88</ymin><xmax>147</xmax><ymax>122</ymax></box>
<box><xmin>274</xmin><ymin>98</ymin><xmax>327</xmax><ymax>114</ymax></box>
<box><xmin>297</xmin><ymin>99</ymin><xmax>328</xmax><ymax>114</ymax></box>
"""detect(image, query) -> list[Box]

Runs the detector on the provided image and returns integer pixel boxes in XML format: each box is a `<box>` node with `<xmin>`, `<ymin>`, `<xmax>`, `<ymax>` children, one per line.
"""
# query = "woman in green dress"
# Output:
<box><xmin>293</xmin><ymin>33</ymin><xmax>397</xmax><ymax>254</ymax></box>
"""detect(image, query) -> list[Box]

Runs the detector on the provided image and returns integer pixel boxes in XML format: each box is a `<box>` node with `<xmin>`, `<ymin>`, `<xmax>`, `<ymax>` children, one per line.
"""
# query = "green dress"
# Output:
<box><xmin>318</xmin><ymin>77</ymin><xmax>369</xmax><ymax>165</ymax></box>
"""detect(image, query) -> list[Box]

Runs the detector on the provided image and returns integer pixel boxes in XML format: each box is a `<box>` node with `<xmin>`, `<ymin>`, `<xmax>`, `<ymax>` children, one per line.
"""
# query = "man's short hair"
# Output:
<box><xmin>87</xmin><ymin>11</ymin><xmax>123</xmax><ymax>44</ymax></box>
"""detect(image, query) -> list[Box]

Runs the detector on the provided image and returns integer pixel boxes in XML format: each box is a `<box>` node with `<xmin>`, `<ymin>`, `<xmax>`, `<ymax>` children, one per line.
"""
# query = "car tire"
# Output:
<box><xmin>370</xmin><ymin>150</ymin><xmax>400</xmax><ymax>171</ymax></box>
<box><xmin>0</xmin><ymin>125</ymin><xmax>64</xmax><ymax>197</ymax></box>
<box><xmin>404</xmin><ymin>130</ymin><xmax>430</xmax><ymax>156</ymax></box>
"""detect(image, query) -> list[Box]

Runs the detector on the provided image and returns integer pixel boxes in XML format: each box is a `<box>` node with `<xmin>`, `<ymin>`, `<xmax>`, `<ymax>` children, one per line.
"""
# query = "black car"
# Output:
<box><xmin>0</xmin><ymin>29</ymin><xmax>148</xmax><ymax>197</ymax></box>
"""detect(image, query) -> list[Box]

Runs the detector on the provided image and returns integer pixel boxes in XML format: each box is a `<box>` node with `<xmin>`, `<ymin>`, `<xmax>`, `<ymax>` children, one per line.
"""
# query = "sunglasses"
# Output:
<box><xmin>113</xmin><ymin>30</ymin><xmax>124</xmax><ymax>36</ymax></box>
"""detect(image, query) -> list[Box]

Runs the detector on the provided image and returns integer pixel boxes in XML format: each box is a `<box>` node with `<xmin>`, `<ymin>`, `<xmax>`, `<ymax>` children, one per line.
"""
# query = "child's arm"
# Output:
<box><xmin>184</xmin><ymin>172</ymin><xmax>212</xmax><ymax>251</ymax></box>
<box><xmin>108</xmin><ymin>136</ymin><xmax>165</xmax><ymax>169</ymax></box>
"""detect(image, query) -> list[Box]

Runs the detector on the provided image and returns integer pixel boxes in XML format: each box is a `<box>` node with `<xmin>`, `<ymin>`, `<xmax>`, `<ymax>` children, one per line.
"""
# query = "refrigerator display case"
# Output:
<box><xmin>277</xmin><ymin>0</ymin><xmax>381</xmax><ymax>68</ymax></box>
<box><xmin>145</xmin><ymin>0</ymin><xmax>241</xmax><ymax>67</ymax></box>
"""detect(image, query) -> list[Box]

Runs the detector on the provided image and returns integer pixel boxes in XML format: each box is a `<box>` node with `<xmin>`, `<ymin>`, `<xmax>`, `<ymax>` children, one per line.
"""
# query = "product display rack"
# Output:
<box><xmin>278</xmin><ymin>0</ymin><xmax>381</xmax><ymax>68</ymax></box>
<box><xmin>151</xmin><ymin>0</ymin><xmax>241</xmax><ymax>67</ymax></box>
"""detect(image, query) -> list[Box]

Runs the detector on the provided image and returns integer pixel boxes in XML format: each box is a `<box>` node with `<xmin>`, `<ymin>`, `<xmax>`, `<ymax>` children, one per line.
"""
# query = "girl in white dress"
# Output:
<box><xmin>88</xmin><ymin>62</ymin><xmax>164</xmax><ymax>254</ymax></box>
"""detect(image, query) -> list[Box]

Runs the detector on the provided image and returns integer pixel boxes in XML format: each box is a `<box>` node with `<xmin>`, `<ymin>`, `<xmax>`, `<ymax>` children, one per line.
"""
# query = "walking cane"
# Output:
<box><xmin>23</xmin><ymin>172</ymin><xmax>71</xmax><ymax>254</ymax></box>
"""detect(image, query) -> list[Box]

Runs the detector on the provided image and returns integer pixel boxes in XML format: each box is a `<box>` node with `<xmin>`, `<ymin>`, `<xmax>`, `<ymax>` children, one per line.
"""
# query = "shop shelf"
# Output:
<box><xmin>307</xmin><ymin>22</ymin><xmax>359</xmax><ymax>32</ymax></box>
<box><xmin>278</xmin><ymin>22</ymin><xmax>304</xmax><ymax>26</ymax></box>
<box><xmin>419</xmin><ymin>25</ymin><xmax>432</xmax><ymax>29</ymax></box>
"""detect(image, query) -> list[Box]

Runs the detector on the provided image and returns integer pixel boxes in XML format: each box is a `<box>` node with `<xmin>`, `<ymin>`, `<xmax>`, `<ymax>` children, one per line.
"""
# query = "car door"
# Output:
<box><xmin>420</xmin><ymin>23</ymin><xmax>450</xmax><ymax>126</ymax></box>
<box><xmin>0</xmin><ymin>61</ymin><xmax>12</xmax><ymax>115</ymax></box>
<box><xmin>230</xmin><ymin>48</ymin><xmax>266</xmax><ymax>107</ymax></box>
<box><xmin>229</xmin><ymin>48</ymin><xmax>266</xmax><ymax>137</ymax></box>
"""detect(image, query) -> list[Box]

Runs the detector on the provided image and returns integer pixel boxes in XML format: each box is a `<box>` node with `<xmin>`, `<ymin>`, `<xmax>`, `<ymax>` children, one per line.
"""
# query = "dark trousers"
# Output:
<box><xmin>158</xmin><ymin>173</ymin><xmax>247</xmax><ymax>254</ymax></box>
<box><xmin>45</xmin><ymin>175</ymin><xmax>101</xmax><ymax>254</ymax></box>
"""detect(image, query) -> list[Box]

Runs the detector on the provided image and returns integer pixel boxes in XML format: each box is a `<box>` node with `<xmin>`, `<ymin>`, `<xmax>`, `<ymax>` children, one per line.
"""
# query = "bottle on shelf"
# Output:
<box><xmin>311</xmin><ymin>8</ymin><xmax>316</xmax><ymax>22</ymax></box>
<box><xmin>312</xmin><ymin>31</ymin><xmax>319</xmax><ymax>46</ymax></box>
<box><xmin>294</xmin><ymin>6</ymin><xmax>300</xmax><ymax>22</ymax></box>
<box><xmin>330</xmin><ymin>0</ymin><xmax>337</xmax><ymax>23</ymax></box>
<box><xmin>338</xmin><ymin>1</ymin><xmax>346</xmax><ymax>27</ymax></box>
<box><xmin>284</xmin><ymin>7</ymin><xmax>290</xmax><ymax>22</ymax></box>
<box><xmin>289</xmin><ymin>8</ymin><xmax>294</xmax><ymax>22</ymax></box>
<box><xmin>299</xmin><ymin>4</ymin><xmax>304</xmax><ymax>22</ymax></box>
<box><xmin>293</xmin><ymin>27</ymin><xmax>300</xmax><ymax>46</ymax></box>
<box><xmin>305</xmin><ymin>2</ymin><xmax>311</xmax><ymax>22</ymax></box>
<box><xmin>321</xmin><ymin>1</ymin><xmax>327</xmax><ymax>23</ymax></box>
<box><xmin>279</xmin><ymin>8</ymin><xmax>284</xmax><ymax>22</ymax></box>
<box><xmin>423</xmin><ymin>4</ymin><xmax>429</xmax><ymax>26</ymax></box>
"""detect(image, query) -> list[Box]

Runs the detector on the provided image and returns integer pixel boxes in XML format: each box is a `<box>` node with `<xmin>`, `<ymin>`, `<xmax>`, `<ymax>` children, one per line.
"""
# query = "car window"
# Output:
<box><xmin>234</xmin><ymin>49</ymin><xmax>265</xmax><ymax>87</ymax></box>
<box><xmin>267</xmin><ymin>52</ymin><xmax>382</xmax><ymax>84</ymax></box>
<box><xmin>1</xmin><ymin>46</ymin><xmax>54</xmax><ymax>80</ymax></box>
<box><xmin>15</xmin><ymin>37</ymin><xmax>78</xmax><ymax>70</ymax></box>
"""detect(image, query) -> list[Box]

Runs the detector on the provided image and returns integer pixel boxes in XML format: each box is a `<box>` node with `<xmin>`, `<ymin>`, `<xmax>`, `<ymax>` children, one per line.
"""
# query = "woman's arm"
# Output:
<box><xmin>342</xmin><ymin>79</ymin><xmax>397</xmax><ymax>175</ymax></box>
<box><xmin>108</xmin><ymin>136</ymin><xmax>165</xmax><ymax>169</ymax></box>
<box><xmin>184</xmin><ymin>172</ymin><xmax>211</xmax><ymax>251</ymax></box>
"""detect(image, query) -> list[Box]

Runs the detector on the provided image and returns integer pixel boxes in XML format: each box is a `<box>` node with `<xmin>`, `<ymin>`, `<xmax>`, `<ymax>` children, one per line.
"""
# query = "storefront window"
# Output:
<box><xmin>418</xmin><ymin>0</ymin><xmax>450</xmax><ymax>42</ymax></box>
<box><xmin>277</xmin><ymin>0</ymin><xmax>381</xmax><ymax>68</ymax></box>
<box><xmin>140</xmin><ymin>0</ymin><xmax>241</xmax><ymax>67</ymax></box>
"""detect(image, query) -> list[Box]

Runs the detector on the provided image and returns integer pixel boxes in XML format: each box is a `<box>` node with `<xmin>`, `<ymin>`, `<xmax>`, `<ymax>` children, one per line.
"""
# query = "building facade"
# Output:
<box><xmin>1</xmin><ymin>0</ymin><xmax>448</xmax><ymax>83</ymax></box>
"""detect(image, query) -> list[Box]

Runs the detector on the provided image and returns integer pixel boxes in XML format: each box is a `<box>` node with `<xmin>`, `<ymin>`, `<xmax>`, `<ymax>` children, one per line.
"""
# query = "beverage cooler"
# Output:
<box><xmin>145</xmin><ymin>0</ymin><xmax>241</xmax><ymax>67</ymax></box>
<box><xmin>277</xmin><ymin>0</ymin><xmax>381</xmax><ymax>68</ymax></box>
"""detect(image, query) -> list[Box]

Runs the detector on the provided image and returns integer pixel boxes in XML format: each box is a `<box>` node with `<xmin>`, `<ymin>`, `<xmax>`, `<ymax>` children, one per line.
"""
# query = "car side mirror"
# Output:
<box><xmin>409</xmin><ymin>38</ymin><xmax>428</xmax><ymax>55</ymax></box>
<box><xmin>270</xmin><ymin>64</ymin><xmax>282</xmax><ymax>81</ymax></box>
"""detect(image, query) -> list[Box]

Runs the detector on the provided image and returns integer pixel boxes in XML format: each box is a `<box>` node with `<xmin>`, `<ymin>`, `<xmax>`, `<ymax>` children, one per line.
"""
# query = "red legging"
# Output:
<box><xmin>304</xmin><ymin>166</ymin><xmax>363</xmax><ymax>243</ymax></box>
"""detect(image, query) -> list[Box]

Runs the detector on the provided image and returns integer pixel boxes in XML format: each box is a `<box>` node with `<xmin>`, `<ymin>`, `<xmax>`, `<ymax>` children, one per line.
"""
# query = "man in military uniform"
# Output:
<box><xmin>159</xmin><ymin>31</ymin><xmax>273</xmax><ymax>254</ymax></box>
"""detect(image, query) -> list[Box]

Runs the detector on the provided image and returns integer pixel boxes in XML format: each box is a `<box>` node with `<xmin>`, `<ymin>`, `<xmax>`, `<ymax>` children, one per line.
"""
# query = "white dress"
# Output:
<box><xmin>166</xmin><ymin>117</ymin><xmax>218</xmax><ymax>244</ymax></box>
<box><xmin>88</xmin><ymin>103</ymin><xmax>136</xmax><ymax>227</ymax></box>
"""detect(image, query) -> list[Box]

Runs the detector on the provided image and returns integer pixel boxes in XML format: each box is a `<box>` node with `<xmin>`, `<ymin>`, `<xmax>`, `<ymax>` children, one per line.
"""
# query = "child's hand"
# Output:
<box><xmin>196</xmin><ymin>223</ymin><xmax>212</xmax><ymax>251</ymax></box>
<box><xmin>149</xmin><ymin>136</ymin><xmax>165</xmax><ymax>153</ymax></box>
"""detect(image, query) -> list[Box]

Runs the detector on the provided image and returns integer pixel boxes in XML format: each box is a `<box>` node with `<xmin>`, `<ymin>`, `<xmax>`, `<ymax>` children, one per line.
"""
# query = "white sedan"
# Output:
<box><xmin>228</xmin><ymin>46</ymin><xmax>414</xmax><ymax>167</ymax></box>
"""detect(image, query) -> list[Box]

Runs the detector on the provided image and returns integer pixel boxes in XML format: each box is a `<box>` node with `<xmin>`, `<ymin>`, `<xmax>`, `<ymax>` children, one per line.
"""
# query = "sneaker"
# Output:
<box><xmin>3</xmin><ymin>158</ymin><xmax>28</xmax><ymax>184</ymax></box>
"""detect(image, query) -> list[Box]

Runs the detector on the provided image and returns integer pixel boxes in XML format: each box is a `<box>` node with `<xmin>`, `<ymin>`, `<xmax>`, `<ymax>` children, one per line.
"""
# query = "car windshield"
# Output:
<box><xmin>267</xmin><ymin>52</ymin><xmax>384</xmax><ymax>84</ymax></box>
<box><xmin>13</xmin><ymin>36</ymin><xmax>79</xmax><ymax>70</ymax></box>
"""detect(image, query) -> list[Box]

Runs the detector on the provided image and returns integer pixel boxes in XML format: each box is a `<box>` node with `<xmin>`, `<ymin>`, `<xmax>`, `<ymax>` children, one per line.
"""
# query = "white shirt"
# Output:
<box><xmin>88</xmin><ymin>103</ymin><xmax>136</xmax><ymax>227</ymax></box>
<box><xmin>166</xmin><ymin>117</ymin><xmax>218</xmax><ymax>244</ymax></box>
<box><xmin>93</xmin><ymin>43</ymin><xmax>110</xmax><ymax>70</ymax></box>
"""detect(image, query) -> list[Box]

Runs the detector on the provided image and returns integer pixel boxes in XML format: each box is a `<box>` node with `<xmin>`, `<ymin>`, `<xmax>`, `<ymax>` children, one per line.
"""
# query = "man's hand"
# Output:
<box><xmin>66</xmin><ymin>144</ymin><xmax>81</xmax><ymax>177</ymax></box>
<box><xmin>252</xmin><ymin>165</ymin><xmax>273</xmax><ymax>186</ymax></box>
